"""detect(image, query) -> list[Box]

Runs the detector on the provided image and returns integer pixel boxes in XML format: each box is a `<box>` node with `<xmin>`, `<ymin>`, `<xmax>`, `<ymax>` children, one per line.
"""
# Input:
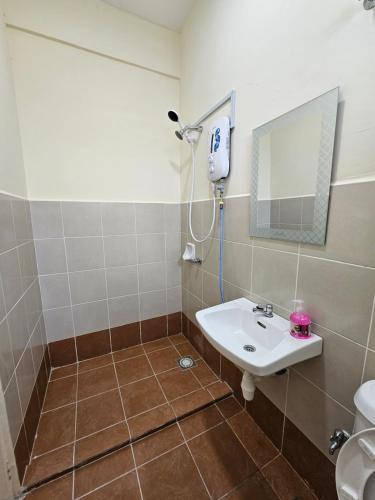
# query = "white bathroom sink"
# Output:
<box><xmin>196</xmin><ymin>298</ymin><xmax>322</xmax><ymax>376</ymax></box>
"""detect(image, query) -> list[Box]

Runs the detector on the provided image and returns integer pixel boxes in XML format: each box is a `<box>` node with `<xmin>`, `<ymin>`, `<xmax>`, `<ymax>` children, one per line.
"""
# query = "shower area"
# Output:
<box><xmin>0</xmin><ymin>1</ymin><xmax>347</xmax><ymax>499</ymax></box>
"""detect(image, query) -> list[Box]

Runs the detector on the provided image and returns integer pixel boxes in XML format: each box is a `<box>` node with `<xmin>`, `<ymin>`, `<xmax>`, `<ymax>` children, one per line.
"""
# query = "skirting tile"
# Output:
<box><xmin>141</xmin><ymin>315</ymin><xmax>167</xmax><ymax>343</ymax></box>
<box><xmin>76</xmin><ymin>330</ymin><xmax>111</xmax><ymax>361</ymax></box>
<box><xmin>282</xmin><ymin>418</ymin><xmax>336</xmax><ymax>500</ymax></box>
<box><xmin>48</xmin><ymin>338</ymin><xmax>77</xmax><ymax>367</ymax></box>
<box><xmin>110</xmin><ymin>322</ymin><xmax>140</xmax><ymax>351</ymax></box>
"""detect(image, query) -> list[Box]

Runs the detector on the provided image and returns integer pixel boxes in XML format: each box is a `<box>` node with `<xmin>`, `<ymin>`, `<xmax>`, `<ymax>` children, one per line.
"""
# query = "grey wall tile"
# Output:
<box><xmin>0</xmin><ymin>195</ymin><xmax>16</xmax><ymax>253</ymax></box>
<box><xmin>167</xmin><ymin>286</ymin><xmax>182</xmax><ymax>314</ymax></box>
<box><xmin>0</xmin><ymin>249</ymin><xmax>22</xmax><ymax>312</ymax></box>
<box><xmin>135</xmin><ymin>203</ymin><xmax>164</xmax><ymax>234</ymax></box>
<box><xmin>138</xmin><ymin>262</ymin><xmax>166</xmax><ymax>293</ymax></box>
<box><xmin>4</xmin><ymin>375</ymin><xmax>23</xmax><ymax>446</ymax></box>
<box><xmin>252</xmin><ymin>247</ymin><xmax>298</xmax><ymax>310</ymax></box>
<box><xmin>301</xmin><ymin>182</ymin><xmax>375</xmax><ymax>267</ymax></box>
<box><xmin>101</xmin><ymin>203</ymin><xmax>135</xmax><ymax>235</ymax></box>
<box><xmin>187</xmin><ymin>201</ymin><xmax>203</xmax><ymax>239</ymax></box>
<box><xmin>166</xmin><ymin>233</ymin><xmax>181</xmax><ymax>262</ymax></box>
<box><xmin>164</xmin><ymin>204</ymin><xmax>181</xmax><ymax>233</ymax></box>
<box><xmin>223</xmin><ymin>196</ymin><xmax>251</xmax><ymax>244</ymax></box>
<box><xmin>39</xmin><ymin>274</ymin><xmax>70</xmax><ymax>310</ymax></box>
<box><xmin>0</xmin><ymin>276</ymin><xmax>7</xmax><ymax>322</ymax></box>
<box><xmin>255</xmin><ymin>371</ymin><xmax>288</xmax><ymax>413</ymax></box>
<box><xmin>223</xmin><ymin>241</ymin><xmax>252</xmax><ymax>291</ymax></box>
<box><xmin>202</xmin><ymin>271</ymin><xmax>221</xmax><ymax>307</ymax></box>
<box><xmin>30</xmin><ymin>320</ymin><xmax>44</xmax><ymax>374</ymax></box>
<box><xmin>166</xmin><ymin>261</ymin><xmax>181</xmax><ymax>288</ymax></box>
<box><xmin>180</xmin><ymin>203</ymin><xmax>188</xmax><ymax>234</ymax></box>
<box><xmin>66</xmin><ymin>237</ymin><xmax>104</xmax><ymax>272</ymax></box>
<box><xmin>286</xmin><ymin>370</ymin><xmax>354</xmax><ymax>463</ymax></box>
<box><xmin>137</xmin><ymin>234</ymin><xmax>165</xmax><ymax>264</ymax></box>
<box><xmin>62</xmin><ymin>202</ymin><xmax>101</xmax><ymax>237</ymax></box>
<box><xmin>202</xmin><ymin>199</ymin><xmax>220</xmax><ymax>239</ymax></box>
<box><xmin>44</xmin><ymin>306</ymin><xmax>74</xmax><ymax>342</ymax></box>
<box><xmin>69</xmin><ymin>269</ymin><xmax>106</xmax><ymax>305</ymax></box>
<box><xmin>295</xmin><ymin>323</ymin><xmax>366</xmax><ymax>411</ymax></box>
<box><xmin>16</xmin><ymin>344</ymin><xmax>35</xmax><ymax>416</ymax></box>
<box><xmin>182</xmin><ymin>262</ymin><xmax>202</xmax><ymax>299</ymax></box>
<box><xmin>73</xmin><ymin>300</ymin><xmax>108</xmax><ymax>336</ymax></box>
<box><xmin>24</xmin><ymin>280</ymin><xmax>42</xmax><ymax>335</ymax></box>
<box><xmin>0</xmin><ymin>319</ymin><xmax>15</xmax><ymax>389</ymax></box>
<box><xmin>12</xmin><ymin>199</ymin><xmax>31</xmax><ymax>244</ymax></box>
<box><xmin>104</xmin><ymin>235</ymin><xmax>137</xmax><ymax>268</ymax></box>
<box><xmin>363</xmin><ymin>349</ymin><xmax>375</xmax><ymax>382</ymax></box>
<box><xmin>18</xmin><ymin>241</ymin><xmax>38</xmax><ymax>290</ymax></box>
<box><xmin>140</xmin><ymin>290</ymin><xmax>166</xmax><ymax>320</ymax></box>
<box><xmin>297</xmin><ymin>256</ymin><xmax>374</xmax><ymax>345</ymax></box>
<box><xmin>183</xmin><ymin>289</ymin><xmax>202</xmax><ymax>327</ymax></box>
<box><xmin>35</xmin><ymin>239</ymin><xmax>67</xmax><ymax>275</ymax></box>
<box><xmin>369</xmin><ymin>303</ymin><xmax>375</xmax><ymax>351</ymax></box>
<box><xmin>203</xmin><ymin>238</ymin><xmax>219</xmax><ymax>275</ymax></box>
<box><xmin>106</xmin><ymin>265</ymin><xmax>138</xmax><ymax>298</ymax></box>
<box><xmin>7</xmin><ymin>299</ymin><xmax>29</xmax><ymax>366</ymax></box>
<box><xmin>108</xmin><ymin>295</ymin><xmax>139</xmax><ymax>328</ymax></box>
<box><xmin>223</xmin><ymin>280</ymin><xmax>250</xmax><ymax>302</ymax></box>
<box><xmin>31</xmin><ymin>201</ymin><xmax>63</xmax><ymax>238</ymax></box>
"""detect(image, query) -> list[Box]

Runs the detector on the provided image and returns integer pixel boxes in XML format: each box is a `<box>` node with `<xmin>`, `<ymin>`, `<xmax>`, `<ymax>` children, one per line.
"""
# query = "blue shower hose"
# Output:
<box><xmin>219</xmin><ymin>203</ymin><xmax>224</xmax><ymax>303</ymax></box>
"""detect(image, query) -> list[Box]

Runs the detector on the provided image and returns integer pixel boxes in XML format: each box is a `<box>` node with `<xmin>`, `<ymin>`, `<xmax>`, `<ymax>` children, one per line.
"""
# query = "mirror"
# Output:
<box><xmin>250</xmin><ymin>88</ymin><xmax>339</xmax><ymax>245</ymax></box>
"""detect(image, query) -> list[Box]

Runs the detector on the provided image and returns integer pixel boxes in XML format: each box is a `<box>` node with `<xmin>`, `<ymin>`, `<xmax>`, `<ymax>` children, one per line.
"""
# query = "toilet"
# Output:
<box><xmin>336</xmin><ymin>380</ymin><xmax>375</xmax><ymax>500</ymax></box>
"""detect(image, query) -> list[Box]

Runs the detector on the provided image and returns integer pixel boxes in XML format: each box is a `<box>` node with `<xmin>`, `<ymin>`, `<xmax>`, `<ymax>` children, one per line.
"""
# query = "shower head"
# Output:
<box><xmin>363</xmin><ymin>0</ymin><xmax>375</xmax><ymax>9</ymax></box>
<box><xmin>168</xmin><ymin>110</ymin><xmax>202</xmax><ymax>143</ymax></box>
<box><xmin>168</xmin><ymin>110</ymin><xmax>186</xmax><ymax>141</ymax></box>
<box><xmin>168</xmin><ymin>110</ymin><xmax>179</xmax><ymax>122</ymax></box>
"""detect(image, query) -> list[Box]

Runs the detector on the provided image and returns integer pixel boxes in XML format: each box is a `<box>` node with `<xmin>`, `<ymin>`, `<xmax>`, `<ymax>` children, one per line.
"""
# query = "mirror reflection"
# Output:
<box><xmin>250</xmin><ymin>88</ymin><xmax>339</xmax><ymax>245</ymax></box>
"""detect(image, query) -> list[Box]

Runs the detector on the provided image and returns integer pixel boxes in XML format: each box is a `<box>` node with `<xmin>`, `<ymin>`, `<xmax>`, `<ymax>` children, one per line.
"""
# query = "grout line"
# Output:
<box><xmin>72</xmin><ymin>364</ymin><xmax>79</xmax><ymax>500</ymax></box>
<box><xmin>175</xmin><ymin>419</ymin><xmax>212</xmax><ymax>498</ymax></box>
<box><xmin>133</xmin><ymin>206</ymin><xmax>143</xmax><ymax>344</ymax></box>
<box><xmin>291</xmin><ymin>368</ymin><xmax>355</xmax><ymax>416</ymax></box>
<box><xmin>111</xmin><ymin>329</ymin><xmax>144</xmax><ymax>500</ymax></box>
<box><xmin>60</xmin><ymin>201</ymin><xmax>79</xmax><ymax>362</ymax></box>
<box><xmin>280</xmin><ymin>369</ymin><xmax>290</xmax><ymax>453</ymax></box>
<box><xmin>99</xmin><ymin>205</ymin><xmax>112</xmax><ymax>352</ymax></box>
<box><xmin>294</xmin><ymin>243</ymin><xmax>301</xmax><ymax>300</ymax></box>
<box><xmin>76</xmin><ymin>467</ymin><xmax>137</xmax><ymax>499</ymax></box>
<box><xmin>360</xmin><ymin>294</ymin><xmax>375</xmax><ymax>384</ymax></box>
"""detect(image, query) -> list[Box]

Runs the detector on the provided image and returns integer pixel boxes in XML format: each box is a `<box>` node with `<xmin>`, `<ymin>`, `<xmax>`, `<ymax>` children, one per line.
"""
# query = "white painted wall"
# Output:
<box><xmin>0</xmin><ymin>7</ymin><xmax>26</xmax><ymax>197</ymax></box>
<box><xmin>3</xmin><ymin>0</ymin><xmax>180</xmax><ymax>77</ymax></box>
<box><xmin>180</xmin><ymin>0</ymin><xmax>375</xmax><ymax>201</ymax></box>
<box><xmin>5</xmin><ymin>0</ymin><xmax>181</xmax><ymax>202</ymax></box>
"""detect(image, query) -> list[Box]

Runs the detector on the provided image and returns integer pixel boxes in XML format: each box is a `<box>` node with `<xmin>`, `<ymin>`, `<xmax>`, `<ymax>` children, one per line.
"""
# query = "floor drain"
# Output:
<box><xmin>243</xmin><ymin>345</ymin><xmax>256</xmax><ymax>352</ymax></box>
<box><xmin>178</xmin><ymin>356</ymin><xmax>195</xmax><ymax>369</ymax></box>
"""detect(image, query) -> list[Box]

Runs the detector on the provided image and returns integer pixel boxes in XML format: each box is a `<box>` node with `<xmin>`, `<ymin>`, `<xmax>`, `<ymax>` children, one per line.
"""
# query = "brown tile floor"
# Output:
<box><xmin>26</xmin><ymin>397</ymin><xmax>318</xmax><ymax>500</ymax></box>
<box><xmin>24</xmin><ymin>334</ymin><xmax>232</xmax><ymax>488</ymax></box>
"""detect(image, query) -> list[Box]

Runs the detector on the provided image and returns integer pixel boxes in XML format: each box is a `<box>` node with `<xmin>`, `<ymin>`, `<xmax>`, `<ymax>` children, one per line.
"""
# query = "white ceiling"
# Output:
<box><xmin>102</xmin><ymin>0</ymin><xmax>196</xmax><ymax>31</ymax></box>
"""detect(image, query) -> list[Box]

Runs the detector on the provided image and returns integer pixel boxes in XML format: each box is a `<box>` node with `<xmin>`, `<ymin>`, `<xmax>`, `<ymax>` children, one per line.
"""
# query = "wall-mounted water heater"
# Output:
<box><xmin>208</xmin><ymin>116</ymin><xmax>230</xmax><ymax>181</ymax></box>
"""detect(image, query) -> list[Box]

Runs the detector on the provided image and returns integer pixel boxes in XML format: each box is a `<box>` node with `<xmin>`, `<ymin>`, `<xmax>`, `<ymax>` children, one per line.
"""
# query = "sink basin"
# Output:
<box><xmin>196</xmin><ymin>298</ymin><xmax>322</xmax><ymax>377</ymax></box>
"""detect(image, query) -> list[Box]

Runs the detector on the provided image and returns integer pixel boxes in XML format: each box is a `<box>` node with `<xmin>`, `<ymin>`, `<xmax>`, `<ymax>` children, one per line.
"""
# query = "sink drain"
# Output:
<box><xmin>243</xmin><ymin>345</ymin><xmax>256</xmax><ymax>352</ymax></box>
<box><xmin>178</xmin><ymin>356</ymin><xmax>195</xmax><ymax>369</ymax></box>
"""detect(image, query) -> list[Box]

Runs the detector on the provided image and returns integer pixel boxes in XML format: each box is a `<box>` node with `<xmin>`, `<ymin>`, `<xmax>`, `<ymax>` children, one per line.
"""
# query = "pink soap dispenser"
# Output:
<box><xmin>290</xmin><ymin>300</ymin><xmax>312</xmax><ymax>339</ymax></box>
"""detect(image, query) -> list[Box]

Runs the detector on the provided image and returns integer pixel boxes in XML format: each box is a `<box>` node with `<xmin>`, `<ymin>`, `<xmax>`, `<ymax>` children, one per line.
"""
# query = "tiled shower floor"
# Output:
<box><xmin>25</xmin><ymin>396</ymin><xmax>318</xmax><ymax>500</ymax></box>
<box><xmin>23</xmin><ymin>334</ymin><xmax>233</xmax><ymax>489</ymax></box>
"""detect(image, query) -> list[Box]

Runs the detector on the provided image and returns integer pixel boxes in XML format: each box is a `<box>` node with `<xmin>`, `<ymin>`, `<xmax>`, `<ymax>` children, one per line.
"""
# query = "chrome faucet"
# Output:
<box><xmin>329</xmin><ymin>429</ymin><xmax>350</xmax><ymax>455</ymax></box>
<box><xmin>252</xmin><ymin>303</ymin><xmax>273</xmax><ymax>318</ymax></box>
